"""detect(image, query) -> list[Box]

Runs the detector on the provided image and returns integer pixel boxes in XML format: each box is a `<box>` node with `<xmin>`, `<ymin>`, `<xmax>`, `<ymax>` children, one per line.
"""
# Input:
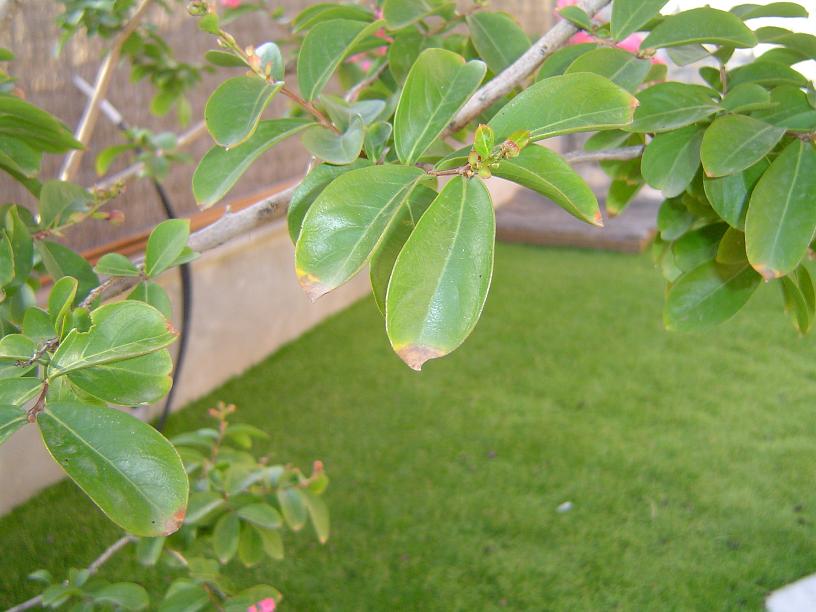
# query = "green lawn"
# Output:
<box><xmin>2</xmin><ymin>244</ymin><xmax>815</xmax><ymax>611</ymax></box>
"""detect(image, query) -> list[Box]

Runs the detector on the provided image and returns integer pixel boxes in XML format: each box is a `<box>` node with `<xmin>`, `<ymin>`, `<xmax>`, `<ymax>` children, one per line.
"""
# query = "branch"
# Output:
<box><xmin>59</xmin><ymin>0</ymin><xmax>154</xmax><ymax>182</ymax></box>
<box><xmin>563</xmin><ymin>145</ymin><xmax>644</xmax><ymax>164</ymax></box>
<box><xmin>7</xmin><ymin>536</ymin><xmax>135</xmax><ymax>612</ymax></box>
<box><xmin>448</xmin><ymin>0</ymin><xmax>613</xmax><ymax>132</ymax></box>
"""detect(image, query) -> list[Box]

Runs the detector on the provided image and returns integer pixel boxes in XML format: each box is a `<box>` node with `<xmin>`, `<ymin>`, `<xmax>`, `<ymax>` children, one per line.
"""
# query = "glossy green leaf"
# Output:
<box><xmin>611</xmin><ymin>0</ymin><xmax>669</xmax><ymax>41</ymax></box>
<box><xmin>488</xmin><ymin>73</ymin><xmax>638</xmax><ymax>141</ymax></box>
<box><xmin>780</xmin><ymin>275</ymin><xmax>811</xmax><ymax>334</ymax></box>
<box><xmin>388</xmin><ymin>29</ymin><xmax>428</xmax><ymax>83</ymax></box>
<box><xmin>293</xmin><ymin>3</ymin><xmax>373</xmax><ymax>32</ymax></box>
<box><xmin>731</xmin><ymin>3</ymin><xmax>809</xmax><ymax>19</ymax></box>
<box><xmin>383</xmin><ymin>0</ymin><xmax>450</xmax><ymax>29</ymax></box>
<box><xmin>0</xmin><ymin>377</ymin><xmax>42</xmax><ymax>406</ymax></box>
<box><xmin>303</xmin><ymin>489</ymin><xmax>330</xmax><ymax>544</ymax></box>
<box><xmin>641</xmin><ymin>8</ymin><xmax>757</xmax><ymax>49</ymax></box>
<box><xmin>49</xmin><ymin>300</ymin><xmax>178</xmax><ymax>378</ymax></box>
<box><xmin>277</xmin><ymin>487</ymin><xmax>308</xmax><ymax>531</ymax></box>
<box><xmin>94</xmin><ymin>253</ymin><xmax>140</xmax><ymax>277</ymax></box>
<box><xmin>754</xmin><ymin>27</ymin><xmax>816</xmax><ymax>56</ymax></box>
<box><xmin>494</xmin><ymin>145</ymin><xmax>602</xmax><ymax>226</ymax></box>
<box><xmin>657</xmin><ymin>197</ymin><xmax>695</xmax><ymax>241</ymax></box>
<box><xmin>666</xmin><ymin>44</ymin><xmax>711</xmax><ymax>66</ymax></box>
<box><xmin>754</xmin><ymin>86</ymin><xmax>816</xmax><ymax>132</ymax></box>
<box><xmin>701</xmin><ymin>115</ymin><xmax>785</xmax><ymax>178</ymax></box>
<box><xmin>370</xmin><ymin>184</ymin><xmax>436</xmax><ymax>313</ymax></box>
<box><xmin>92</xmin><ymin>583</ymin><xmax>149</xmax><ymax>611</ymax></box>
<box><xmin>136</xmin><ymin>537</ymin><xmax>165</xmax><ymax>566</ymax></box>
<box><xmin>466</xmin><ymin>12</ymin><xmax>530</xmax><ymax>74</ymax></box>
<box><xmin>159</xmin><ymin>581</ymin><xmax>209</xmax><ymax>612</ymax></box>
<box><xmin>0</xmin><ymin>405</ymin><xmax>26</xmax><ymax>445</ymax></box>
<box><xmin>0</xmin><ymin>334</ymin><xmax>35</xmax><ymax>379</ymax></box>
<box><xmin>728</xmin><ymin>61</ymin><xmax>808</xmax><ymax>89</ymax></box>
<box><xmin>665</xmin><ymin>260</ymin><xmax>761</xmax><ymax>331</ymax></box>
<box><xmin>0</xmin><ymin>95</ymin><xmax>82</xmax><ymax>152</ymax></box>
<box><xmin>321</xmin><ymin>95</ymin><xmax>386</xmax><ymax>130</ymax></box>
<box><xmin>237</xmin><ymin>502</ymin><xmax>283</xmax><ymax>530</ymax></box>
<box><xmin>703</xmin><ymin>158</ymin><xmax>769</xmax><ymax>229</ymax></box>
<box><xmin>607</xmin><ymin>178</ymin><xmax>644</xmax><ymax>217</ymax></box>
<box><xmin>559</xmin><ymin>6</ymin><xmax>593</xmax><ymax>30</ymax></box>
<box><xmin>145</xmin><ymin>219</ymin><xmax>189</xmax><ymax>278</ymax></box>
<box><xmin>193</xmin><ymin>118</ymin><xmax>312</xmax><ymax>208</ymax></box>
<box><xmin>629</xmin><ymin>82</ymin><xmax>719</xmax><ymax>133</ymax></box>
<box><xmin>672</xmin><ymin>224</ymin><xmax>728</xmax><ymax>272</ymax></box>
<box><xmin>565</xmin><ymin>47</ymin><xmax>652</xmax><ymax>93</ymax></box>
<box><xmin>67</xmin><ymin>350</ymin><xmax>173</xmax><ymax>405</ymax></box>
<box><xmin>0</xmin><ymin>232</ymin><xmax>12</xmax><ymax>288</ymax></box>
<box><xmin>717</xmin><ymin>227</ymin><xmax>748</xmax><ymax>264</ymax></box>
<box><xmin>7</xmin><ymin>206</ymin><xmax>32</xmax><ymax>283</ymax></box>
<box><xmin>297</xmin><ymin>19</ymin><xmax>383</xmax><ymax>101</ymax></box>
<box><xmin>745</xmin><ymin>140</ymin><xmax>816</xmax><ymax>279</ymax></box>
<box><xmin>48</xmin><ymin>276</ymin><xmax>78</xmax><ymax>338</ymax></box>
<box><xmin>258</xmin><ymin>527</ymin><xmax>284</xmax><ymax>560</ymax></box>
<box><xmin>128</xmin><ymin>282</ymin><xmax>173</xmax><ymax>320</ymax></box>
<box><xmin>288</xmin><ymin>159</ymin><xmax>372</xmax><ymax>243</ymax></box>
<box><xmin>204</xmin><ymin>50</ymin><xmax>247</xmax><ymax>67</ymax></box>
<box><xmin>184</xmin><ymin>491</ymin><xmax>225</xmax><ymax>526</ymax></box>
<box><xmin>394</xmin><ymin>48</ymin><xmax>486</xmax><ymax>165</ymax></box>
<box><xmin>213</xmin><ymin>512</ymin><xmax>240</xmax><ymax>563</ymax></box>
<box><xmin>364</xmin><ymin>121</ymin><xmax>392</xmax><ymax>163</ymax></box>
<box><xmin>37</xmin><ymin>241</ymin><xmax>99</xmax><ymax>305</ymax></box>
<box><xmin>721</xmin><ymin>83</ymin><xmax>772</xmax><ymax>113</ymax></box>
<box><xmin>302</xmin><ymin>116</ymin><xmax>365</xmax><ymax>164</ymax></box>
<box><xmin>38</xmin><ymin>180</ymin><xmax>93</xmax><ymax>230</ymax></box>
<box><xmin>537</xmin><ymin>44</ymin><xmax>598</xmax><ymax>81</ymax></box>
<box><xmin>386</xmin><ymin>176</ymin><xmax>494</xmax><ymax>371</ymax></box>
<box><xmin>204</xmin><ymin>76</ymin><xmax>282</xmax><ymax>147</ymax></box>
<box><xmin>295</xmin><ymin>164</ymin><xmax>426</xmax><ymax>300</ymax></box>
<box><xmin>38</xmin><ymin>401</ymin><xmax>188</xmax><ymax>536</ymax></box>
<box><xmin>641</xmin><ymin>125</ymin><xmax>704</xmax><ymax>198</ymax></box>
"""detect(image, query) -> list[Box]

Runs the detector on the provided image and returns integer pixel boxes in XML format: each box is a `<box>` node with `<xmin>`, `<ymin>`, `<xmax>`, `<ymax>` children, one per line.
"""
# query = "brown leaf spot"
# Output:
<box><xmin>298</xmin><ymin>272</ymin><xmax>331</xmax><ymax>302</ymax></box>
<box><xmin>591</xmin><ymin>211</ymin><xmax>604</xmax><ymax>228</ymax></box>
<box><xmin>166</xmin><ymin>320</ymin><xmax>180</xmax><ymax>336</ymax></box>
<box><xmin>753</xmin><ymin>262</ymin><xmax>781</xmax><ymax>281</ymax></box>
<box><xmin>629</xmin><ymin>97</ymin><xmax>640</xmax><ymax>110</ymax></box>
<box><xmin>162</xmin><ymin>506</ymin><xmax>186</xmax><ymax>536</ymax></box>
<box><xmin>396</xmin><ymin>344</ymin><xmax>445</xmax><ymax>371</ymax></box>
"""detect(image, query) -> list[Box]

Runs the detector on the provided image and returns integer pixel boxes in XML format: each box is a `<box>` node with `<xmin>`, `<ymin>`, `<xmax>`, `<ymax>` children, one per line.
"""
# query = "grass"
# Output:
<box><xmin>2</xmin><ymin>243</ymin><xmax>816</xmax><ymax>611</ymax></box>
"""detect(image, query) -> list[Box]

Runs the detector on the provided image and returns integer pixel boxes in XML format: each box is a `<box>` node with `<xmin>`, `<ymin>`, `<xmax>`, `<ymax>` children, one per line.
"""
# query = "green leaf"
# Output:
<box><xmin>0</xmin><ymin>405</ymin><xmax>26</xmax><ymax>445</ymax></box>
<box><xmin>537</xmin><ymin>43</ymin><xmax>598</xmax><ymax>81</ymax></box>
<box><xmin>95</xmin><ymin>144</ymin><xmax>133</xmax><ymax>176</ymax></box>
<box><xmin>293</xmin><ymin>3</ymin><xmax>373</xmax><ymax>32</ymax></box>
<box><xmin>128</xmin><ymin>282</ymin><xmax>172</xmax><ymax>320</ymax></box>
<box><xmin>288</xmin><ymin>159</ymin><xmax>372</xmax><ymax>243</ymax></box>
<box><xmin>611</xmin><ymin>0</ymin><xmax>669</xmax><ymax>41</ymax></box>
<box><xmin>488</xmin><ymin>73</ymin><xmax>638</xmax><ymax>141</ymax></box>
<box><xmin>629</xmin><ymin>82</ymin><xmax>719</xmax><ymax>133</ymax></box>
<box><xmin>657</xmin><ymin>197</ymin><xmax>695</xmax><ymax>241</ymax></box>
<box><xmin>672</xmin><ymin>224</ymin><xmax>728</xmax><ymax>272</ymax></box>
<box><xmin>494</xmin><ymin>145</ymin><xmax>602</xmax><ymax>226</ymax></box>
<box><xmin>728</xmin><ymin>61</ymin><xmax>808</xmax><ymax>89</ymax></box>
<box><xmin>370</xmin><ymin>184</ymin><xmax>436</xmax><ymax>314</ymax></box>
<box><xmin>38</xmin><ymin>401</ymin><xmax>188</xmax><ymax>536</ymax></box>
<box><xmin>136</xmin><ymin>537</ymin><xmax>165</xmax><ymax>566</ymax></box>
<box><xmin>780</xmin><ymin>275</ymin><xmax>811</xmax><ymax>334</ymax></box>
<box><xmin>364</xmin><ymin>121</ymin><xmax>392</xmax><ymax>163</ymax></box>
<box><xmin>145</xmin><ymin>219</ymin><xmax>189</xmax><ymax>278</ymax></box>
<box><xmin>204</xmin><ymin>50</ymin><xmax>247</xmax><ymax>68</ymax></box>
<box><xmin>297</xmin><ymin>19</ymin><xmax>383</xmax><ymax>101</ymax></box>
<box><xmin>607</xmin><ymin>178</ymin><xmax>644</xmax><ymax>217</ymax></box>
<box><xmin>24</xmin><ymin>308</ymin><xmax>53</xmax><ymax>343</ymax></box>
<box><xmin>665</xmin><ymin>260</ymin><xmax>761</xmax><ymax>331</ymax></box>
<box><xmin>745</xmin><ymin>140</ymin><xmax>816</xmax><ymax>279</ymax></box>
<box><xmin>7</xmin><ymin>207</ymin><xmax>33</xmax><ymax>285</ymax></box>
<box><xmin>48</xmin><ymin>276</ymin><xmax>78</xmax><ymax>338</ymax></box>
<box><xmin>0</xmin><ymin>95</ymin><xmax>82</xmax><ymax>152</ymax></box>
<box><xmin>38</xmin><ymin>180</ymin><xmax>93</xmax><ymax>230</ymax></box>
<box><xmin>472</xmin><ymin>124</ymin><xmax>494</xmax><ymax>160</ymax></box>
<box><xmin>277</xmin><ymin>487</ymin><xmax>308</xmax><ymax>531</ymax></box>
<box><xmin>701</xmin><ymin>115</ymin><xmax>785</xmax><ymax>178</ymax></box>
<box><xmin>238</xmin><ymin>523</ymin><xmax>265</xmax><ymax>567</ymax></box>
<box><xmin>193</xmin><ymin>118</ymin><xmax>312</xmax><ymax>208</ymax></box>
<box><xmin>302</xmin><ymin>489</ymin><xmax>330</xmax><ymax>544</ymax></box>
<box><xmin>257</xmin><ymin>527</ymin><xmax>284</xmax><ymax>560</ymax></box>
<box><xmin>720</xmin><ymin>83</ymin><xmax>773</xmax><ymax>113</ymax></box>
<box><xmin>159</xmin><ymin>581</ymin><xmax>209</xmax><ymax>612</ymax></box>
<box><xmin>753</xmin><ymin>86</ymin><xmax>816</xmax><ymax>132</ymax></box>
<box><xmin>703</xmin><ymin>158</ymin><xmax>769</xmax><ymax>229</ymax></box>
<box><xmin>466</xmin><ymin>12</ymin><xmax>530</xmax><ymax>74</ymax></box>
<box><xmin>394</xmin><ymin>48</ymin><xmax>486</xmax><ymax>165</ymax></box>
<box><xmin>302</xmin><ymin>116</ymin><xmax>365</xmax><ymax>164</ymax></box>
<box><xmin>237</xmin><ymin>502</ymin><xmax>283</xmax><ymax>530</ymax></box>
<box><xmin>731</xmin><ymin>3</ymin><xmax>809</xmax><ymax>19</ymax></box>
<box><xmin>383</xmin><ymin>0</ymin><xmax>451</xmax><ymax>29</ymax></box>
<box><xmin>386</xmin><ymin>176</ymin><xmax>494</xmax><ymax>371</ymax></box>
<box><xmin>184</xmin><ymin>491</ymin><xmax>225</xmax><ymax>526</ymax></box>
<box><xmin>0</xmin><ymin>377</ymin><xmax>42</xmax><ymax>406</ymax></box>
<box><xmin>666</xmin><ymin>44</ymin><xmax>711</xmax><ymax>66</ymax></box>
<box><xmin>565</xmin><ymin>47</ymin><xmax>652</xmax><ymax>93</ymax></box>
<box><xmin>67</xmin><ymin>350</ymin><xmax>173</xmax><ymax>405</ymax></box>
<box><xmin>388</xmin><ymin>28</ymin><xmax>428</xmax><ymax>83</ymax></box>
<box><xmin>321</xmin><ymin>95</ymin><xmax>386</xmax><ymax>130</ymax></box>
<box><xmin>641</xmin><ymin>7</ymin><xmax>757</xmax><ymax>49</ymax></box>
<box><xmin>49</xmin><ymin>300</ymin><xmax>178</xmax><ymax>378</ymax></box>
<box><xmin>559</xmin><ymin>5</ymin><xmax>593</xmax><ymax>30</ymax></box>
<box><xmin>295</xmin><ymin>164</ymin><xmax>425</xmax><ymax>300</ymax></box>
<box><xmin>204</xmin><ymin>76</ymin><xmax>282</xmax><ymax>147</ymax></box>
<box><xmin>717</xmin><ymin>227</ymin><xmax>748</xmax><ymax>264</ymax></box>
<box><xmin>91</xmin><ymin>583</ymin><xmax>149</xmax><ymax>611</ymax></box>
<box><xmin>94</xmin><ymin>253</ymin><xmax>140</xmax><ymax>277</ymax></box>
<box><xmin>37</xmin><ymin>241</ymin><xmax>99</xmax><ymax>305</ymax></box>
<box><xmin>213</xmin><ymin>512</ymin><xmax>240</xmax><ymax>564</ymax></box>
<box><xmin>641</xmin><ymin>125</ymin><xmax>704</xmax><ymax>198</ymax></box>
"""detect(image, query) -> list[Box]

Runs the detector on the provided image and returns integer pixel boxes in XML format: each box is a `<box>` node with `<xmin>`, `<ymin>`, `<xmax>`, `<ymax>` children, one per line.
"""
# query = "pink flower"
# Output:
<box><xmin>247</xmin><ymin>598</ymin><xmax>276</xmax><ymax>612</ymax></box>
<box><xmin>556</xmin><ymin>0</ymin><xmax>579</xmax><ymax>5</ymax></box>
<box><xmin>221</xmin><ymin>0</ymin><xmax>241</xmax><ymax>7</ymax></box>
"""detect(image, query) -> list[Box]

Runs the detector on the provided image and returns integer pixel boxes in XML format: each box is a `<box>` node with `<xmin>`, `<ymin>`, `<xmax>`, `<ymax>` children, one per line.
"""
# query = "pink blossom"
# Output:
<box><xmin>247</xmin><ymin>598</ymin><xmax>276</xmax><ymax>612</ymax></box>
<box><xmin>220</xmin><ymin>0</ymin><xmax>241</xmax><ymax>7</ymax></box>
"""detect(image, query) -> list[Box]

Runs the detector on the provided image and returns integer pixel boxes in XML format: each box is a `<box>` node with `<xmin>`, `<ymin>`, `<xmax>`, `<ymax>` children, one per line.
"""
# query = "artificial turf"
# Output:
<box><xmin>2</xmin><ymin>244</ymin><xmax>815</xmax><ymax>611</ymax></box>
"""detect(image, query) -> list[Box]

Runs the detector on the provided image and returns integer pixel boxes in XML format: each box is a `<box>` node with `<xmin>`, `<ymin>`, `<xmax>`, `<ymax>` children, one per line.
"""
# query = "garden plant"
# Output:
<box><xmin>1</xmin><ymin>0</ymin><xmax>816</xmax><ymax>608</ymax></box>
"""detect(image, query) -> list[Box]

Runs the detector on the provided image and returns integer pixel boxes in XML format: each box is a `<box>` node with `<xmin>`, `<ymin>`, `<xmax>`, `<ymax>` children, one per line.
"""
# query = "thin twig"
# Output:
<box><xmin>449</xmin><ymin>0</ymin><xmax>613</xmax><ymax>132</ymax></box>
<box><xmin>563</xmin><ymin>145</ymin><xmax>644</xmax><ymax>164</ymax></box>
<box><xmin>60</xmin><ymin>0</ymin><xmax>154</xmax><ymax>181</ymax></box>
<box><xmin>7</xmin><ymin>536</ymin><xmax>136</xmax><ymax>612</ymax></box>
<box><xmin>344</xmin><ymin>61</ymin><xmax>388</xmax><ymax>102</ymax></box>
